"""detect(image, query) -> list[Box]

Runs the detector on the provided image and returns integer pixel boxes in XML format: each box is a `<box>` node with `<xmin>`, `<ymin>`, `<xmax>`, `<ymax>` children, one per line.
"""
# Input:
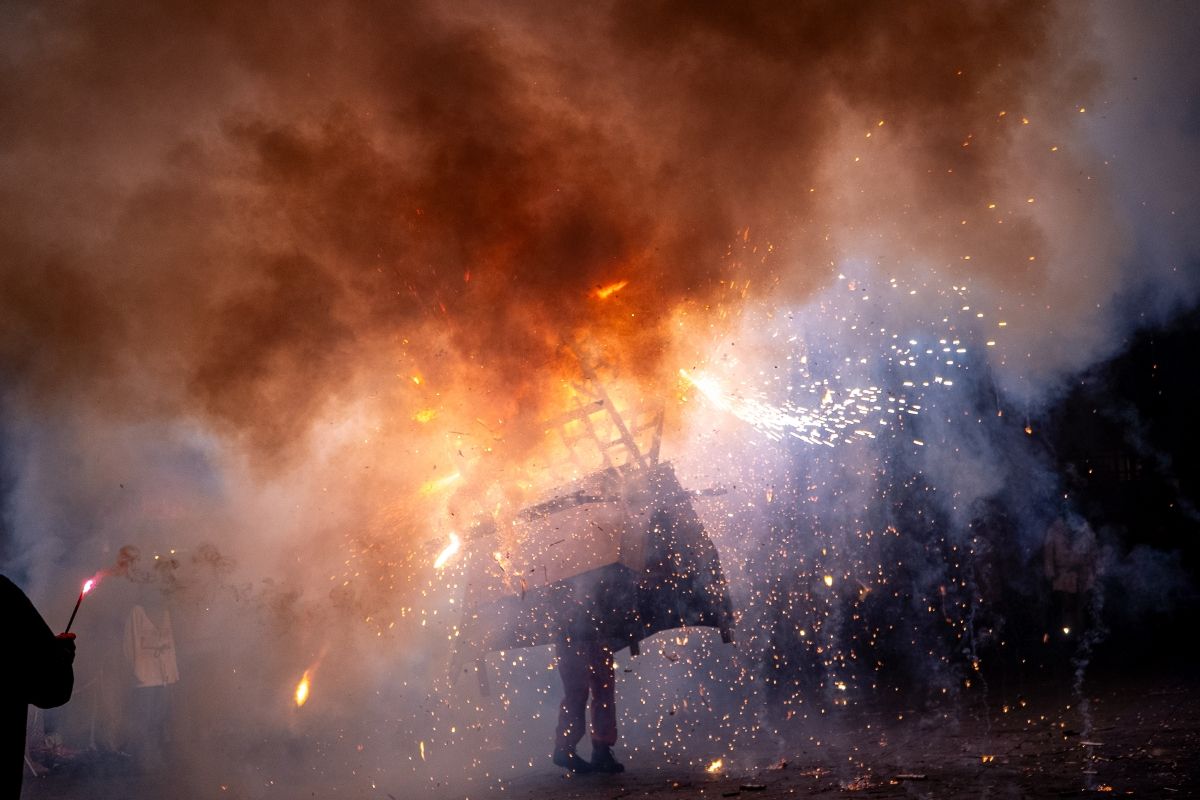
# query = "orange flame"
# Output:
<box><xmin>706</xmin><ymin>758</ymin><xmax>724</xmax><ymax>774</ymax></box>
<box><xmin>295</xmin><ymin>670</ymin><xmax>312</xmax><ymax>707</ymax></box>
<box><xmin>593</xmin><ymin>279</ymin><xmax>629</xmax><ymax>300</ymax></box>
<box><xmin>82</xmin><ymin>578</ymin><xmax>97</xmax><ymax>595</ymax></box>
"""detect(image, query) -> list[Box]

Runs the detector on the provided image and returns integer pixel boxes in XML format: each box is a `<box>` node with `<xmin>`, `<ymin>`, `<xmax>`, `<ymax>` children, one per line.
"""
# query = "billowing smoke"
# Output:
<box><xmin>1</xmin><ymin>0</ymin><xmax>1104</xmax><ymax>454</ymax></box>
<box><xmin>1</xmin><ymin>0</ymin><xmax>1197</xmax><ymax>796</ymax></box>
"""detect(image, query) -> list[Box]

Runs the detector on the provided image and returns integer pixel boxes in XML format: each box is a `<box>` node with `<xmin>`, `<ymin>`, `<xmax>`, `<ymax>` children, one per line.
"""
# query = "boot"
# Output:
<box><xmin>590</xmin><ymin>744</ymin><xmax>625</xmax><ymax>773</ymax></box>
<box><xmin>552</xmin><ymin>746</ymin><xmax>594</xmax><ymax>773</ymax></box>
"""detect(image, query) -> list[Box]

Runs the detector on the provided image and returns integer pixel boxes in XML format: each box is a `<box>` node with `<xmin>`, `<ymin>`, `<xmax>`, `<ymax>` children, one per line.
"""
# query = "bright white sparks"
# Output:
<box><xmin>680</xmin><ymin>368</ymin><xmax>883</xmax><ymax>447</ymax></box>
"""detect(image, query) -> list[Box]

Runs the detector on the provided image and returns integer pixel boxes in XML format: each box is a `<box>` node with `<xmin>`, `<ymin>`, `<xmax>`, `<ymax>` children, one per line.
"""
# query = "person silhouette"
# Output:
<box><xmin>1</xmin><ymin>575</ymin><xmax>76</xmax><ymax>799</ymax></box>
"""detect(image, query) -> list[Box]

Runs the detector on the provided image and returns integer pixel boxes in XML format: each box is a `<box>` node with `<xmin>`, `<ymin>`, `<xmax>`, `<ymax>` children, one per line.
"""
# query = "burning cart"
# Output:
<box><xmin>450</xmin><ymin>364</ymin><xmax>734</xmax><ymax>686</ymax></box>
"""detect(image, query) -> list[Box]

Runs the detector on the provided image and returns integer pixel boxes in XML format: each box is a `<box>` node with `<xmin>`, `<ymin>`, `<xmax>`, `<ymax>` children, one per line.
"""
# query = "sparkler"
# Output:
<box><xmin>64</xmin><ymin>576</ymin><xmax>98</xmax><ymax>633</ymax></box>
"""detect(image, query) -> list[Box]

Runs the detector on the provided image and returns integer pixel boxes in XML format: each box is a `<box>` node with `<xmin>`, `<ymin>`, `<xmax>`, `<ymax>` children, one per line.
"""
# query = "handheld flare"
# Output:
<box><xmin>64</xmin><ymin>576</ymin><xmax>98</xmax><ymax>633</ymax></box>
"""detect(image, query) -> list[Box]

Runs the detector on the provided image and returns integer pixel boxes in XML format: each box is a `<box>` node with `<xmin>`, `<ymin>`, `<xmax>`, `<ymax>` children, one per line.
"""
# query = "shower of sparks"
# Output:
<box><xmin>679</xmin><ymin>367</ymin><xmax>883</xmax><ymax>447</ymax></box>
<box><xmin>678</xmin><ymin>275</ymin><xmax>1008</xmax><ymax>451</ymax></box>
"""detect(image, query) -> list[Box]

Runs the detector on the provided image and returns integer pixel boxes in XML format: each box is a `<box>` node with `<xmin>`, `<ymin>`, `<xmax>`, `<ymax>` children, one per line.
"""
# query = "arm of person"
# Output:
<box><xmin>1</xmin><ymin>575</ymin><xmax>75</xmax><ymax>708</ymax></box>
<box><xmin>29</xmin><ymin>633</ymin><xmax>76</xmax><ymax>708</ymax></box>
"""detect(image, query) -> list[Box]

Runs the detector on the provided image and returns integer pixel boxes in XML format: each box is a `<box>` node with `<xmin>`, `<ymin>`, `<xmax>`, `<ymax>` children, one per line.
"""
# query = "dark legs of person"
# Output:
<box><xmin>554</xmin><ymin>639</ymin><xmax>594</xmax><ymax>773</ymax></box>
<box><xmin>132</xmin><ymin>685</ymin><xmax>170</xmax><ymax>771</ymax></box>
<box><xmin>586</xmin><ymin>644</ymin><xmax>622</xmax><ymax>773</ymax></box>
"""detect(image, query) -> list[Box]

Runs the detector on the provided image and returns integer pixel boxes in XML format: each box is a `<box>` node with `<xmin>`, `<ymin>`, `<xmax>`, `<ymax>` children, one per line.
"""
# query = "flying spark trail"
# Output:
<box><xmin>433</xmin><ymin>532</ymin><xmax>461</xmax><ymax>570</ymax></box>
<box><xmin>679</xmin><ymin>274</ymin><xmax>1010</xmax><ymax>451</ymax></box>
<box><xmin>679</xmin><ymin>368</ymin><xmax>883</xmax><ymax>447</ymax></box>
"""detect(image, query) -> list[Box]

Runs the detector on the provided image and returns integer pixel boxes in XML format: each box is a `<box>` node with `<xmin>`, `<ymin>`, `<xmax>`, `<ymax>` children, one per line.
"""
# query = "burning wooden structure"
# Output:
<box><xmin>450</xmin><ymin>363</ymin><xmax>734</xmax><ymax>683</ymax></box>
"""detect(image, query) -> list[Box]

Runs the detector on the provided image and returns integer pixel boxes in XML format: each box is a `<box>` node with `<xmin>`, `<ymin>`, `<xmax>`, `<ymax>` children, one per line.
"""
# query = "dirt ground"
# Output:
<box><xmin>491</xmin><ymin>677</ymin><xmax>1199</xmax><ymax>800</ymax></box>
<box><xmin>22</xmin><ymin>669</ymin><xmax>1198</xmax><ymax>800</ymax></box>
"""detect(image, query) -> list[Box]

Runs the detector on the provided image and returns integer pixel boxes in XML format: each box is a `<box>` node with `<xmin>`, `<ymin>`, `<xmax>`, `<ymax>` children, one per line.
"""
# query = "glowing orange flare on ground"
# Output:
<box><xmin>593</xmin><ymin>279</ymin><xmax>629</xmax><ymax>300</ymax></box>
<box><xmin>707</xmin><ymin>758</ymin><xmax>724</xmax><ymax>774</ymax></box>
<box><xmin>433</xmin><ymin>532</ymin><xmax>461</xmax><ymax>570</ymax></box>
<box><xmin>295</xmin><ymin>671</ymin><xmax>311</xmax><ymax>707</ymax></box>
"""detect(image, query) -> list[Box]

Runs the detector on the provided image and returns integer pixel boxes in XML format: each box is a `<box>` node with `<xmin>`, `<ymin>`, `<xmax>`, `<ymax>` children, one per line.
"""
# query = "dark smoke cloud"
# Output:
<box><xmin>1</xmin><ymin>0</ymin><xmax>1078</xmax><ymax>464</ymax></box>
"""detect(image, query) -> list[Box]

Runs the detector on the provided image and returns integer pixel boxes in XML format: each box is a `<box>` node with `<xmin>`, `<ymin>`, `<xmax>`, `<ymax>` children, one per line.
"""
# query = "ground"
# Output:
<box><xmin>23</xmin><ymin>667</ymin><xmax>1199</xmax><ymax>799</ymax></box>
<box><xmin>492</xmin><ymin>675</ymin><xmax>1198</xmax><ymax>800</ymax></box>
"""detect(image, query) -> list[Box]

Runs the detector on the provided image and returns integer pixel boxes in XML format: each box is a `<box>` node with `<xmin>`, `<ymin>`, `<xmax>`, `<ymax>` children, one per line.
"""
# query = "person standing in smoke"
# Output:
<box><xmin>1</xmin><ymin>575</ymin><xmax>76</xmax><ymax>800</ymax></box>
<box><xmin>552</xmin><ymin>634</ymin><xmax>622</xmax><ymax>774</ymax></box>
<box><xmin>123</xmin><ymin>571</ymin><xmax>179</xmax><ymax>770</ymax></box>
<box><xmin>550</xmin><ymin>471</ymin><xmax>633</xmax><ymax>775</ymax></box>
<box><xmin>1043</xmin><ymin>511</ymin><xmax>1099</xmax><ymax>639</ymax></box>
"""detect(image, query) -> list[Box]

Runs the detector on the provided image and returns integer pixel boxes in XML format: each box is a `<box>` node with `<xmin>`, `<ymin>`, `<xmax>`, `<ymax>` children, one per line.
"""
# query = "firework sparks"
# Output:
<box><xmin>679</xmin><ymin>368</ymin><xmax>883</xmax><ymax>447</ymax></box>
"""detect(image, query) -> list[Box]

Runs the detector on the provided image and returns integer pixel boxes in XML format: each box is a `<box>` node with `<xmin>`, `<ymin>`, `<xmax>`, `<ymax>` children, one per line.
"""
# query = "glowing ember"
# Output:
<box><xmin>419</xmin><ymin>740</ymin><xmax>426</xmax><ymax>761</ymax></box>
<box><xmin>433</xmin><ymin>532</ymin><xmax>462</xmax><ymax>570</ymax></box>
<box><xmin>823</xmin><ymin>575</ymin><xmax>834</xmax><ymax>587</ymax></box>
<box><xmin>706</xmin><ymin>758</ymin><xmax>724</xmax><ymax>774</ymax></box>
<box><xmin>593</xmin><ymin>279</ymin><xmax>629</xmax><ymax>300</ymax></box>
<box><xmin>294</xmin><ymin>671</ymin><xmax>311</xmax><ymax>707</ymax></box>
<box><xmin>413</xmin><ymin>408</ymin><xmax>437</xmax><ymax>423</ymax></box>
